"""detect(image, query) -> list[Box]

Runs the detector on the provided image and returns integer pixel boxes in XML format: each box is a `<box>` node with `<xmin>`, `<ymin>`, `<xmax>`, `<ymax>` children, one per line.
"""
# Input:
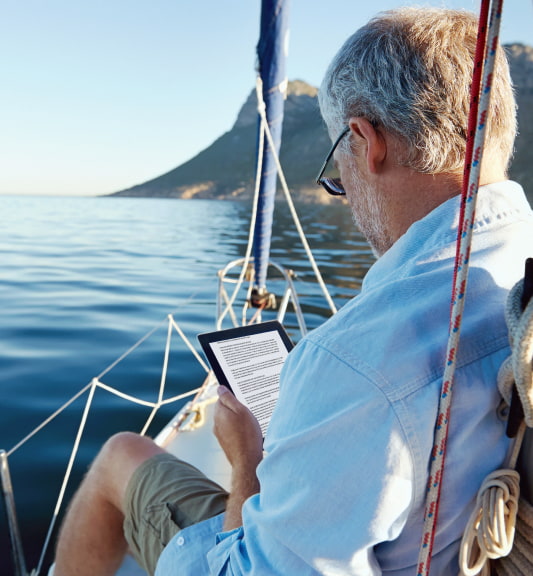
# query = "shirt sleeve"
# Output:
<box><xmin>207</xmin><ymin>338</ymin><xmax>415</xmax><ymax>575</ymax></box>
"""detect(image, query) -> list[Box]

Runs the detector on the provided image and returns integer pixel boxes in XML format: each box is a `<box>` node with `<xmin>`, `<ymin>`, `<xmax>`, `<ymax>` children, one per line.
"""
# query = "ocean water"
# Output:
<box><xmin>0</xmin><ymin>194</ymin><xmax>373</xmax><ymax>574</ymax></box>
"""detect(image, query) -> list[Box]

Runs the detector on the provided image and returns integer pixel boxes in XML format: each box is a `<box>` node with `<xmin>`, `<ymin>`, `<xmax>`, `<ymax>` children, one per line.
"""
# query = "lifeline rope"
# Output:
<box><xmin>4</xmin><ymin>312</ymin><xmax>203</xmax><ymax>576</ymax></box>
<box><xmin>416</xmin><ymin>1</ymin><xmax>500</xmax><ymax>573</ymax></box>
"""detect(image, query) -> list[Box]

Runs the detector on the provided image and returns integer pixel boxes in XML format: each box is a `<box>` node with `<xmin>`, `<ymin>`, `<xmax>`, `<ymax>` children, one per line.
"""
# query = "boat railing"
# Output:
<box><xmin>1</xmin><ymin>310</ymin><xmax>209</xmax><ymax>576</ymax></box>
<box><xmin>1</xmin><ymin>243</ymin><xmax>332</xmax><ymax>576</ymax></box>
<box><xmin>216</xmin><ymin>257</ymin><xmax>307</xmax><ymax>334</ymax></box>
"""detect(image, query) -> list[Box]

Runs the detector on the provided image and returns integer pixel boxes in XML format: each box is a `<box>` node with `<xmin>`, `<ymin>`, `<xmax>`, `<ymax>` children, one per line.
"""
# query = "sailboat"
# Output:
<box><xmin>2</xmin><ymin>0</ymin><xmax>533</xmax><ymax>575</ymax></box>
<box><xmin>1</xmin><ymin>1</ymin><xmax>344</xmax><ymax>574</ymax></box>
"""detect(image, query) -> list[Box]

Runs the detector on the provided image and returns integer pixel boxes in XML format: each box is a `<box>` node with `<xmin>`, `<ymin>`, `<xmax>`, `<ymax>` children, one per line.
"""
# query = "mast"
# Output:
<box><xmin>251</xmin><ymin>0</ymin><xmax>290</xmax><ymax>307</ymax></box>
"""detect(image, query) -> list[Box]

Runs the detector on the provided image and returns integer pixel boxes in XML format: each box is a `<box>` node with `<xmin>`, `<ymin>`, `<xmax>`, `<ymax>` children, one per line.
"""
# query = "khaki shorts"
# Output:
<box><xmin>123</xmin><ymin>453</ymin><xmax>229</xmax><ymax>576</ymax></box>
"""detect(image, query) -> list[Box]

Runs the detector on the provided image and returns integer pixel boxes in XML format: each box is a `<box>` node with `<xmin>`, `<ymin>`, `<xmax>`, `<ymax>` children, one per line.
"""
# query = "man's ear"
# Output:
<box><xmin>348</xmin><ymin>117</ymin><xmax>387</xmax><ymax>174</ymax></box>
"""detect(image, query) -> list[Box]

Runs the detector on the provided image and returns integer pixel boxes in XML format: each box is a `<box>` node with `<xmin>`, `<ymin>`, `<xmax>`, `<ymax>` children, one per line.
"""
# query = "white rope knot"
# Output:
<box><xmin>460</xmin><ymin>469</ymin><xmax>520</xmax><ymax>576</ymax></box>
<box><xmin>497</xmin><ymin>279</ymin><xmax>533</xmax><ymax>425</ymax></box>
<box><xmin>460</xmin><ymin>275</ymin><xmax>533</xmax><ymax>576</ymax></box>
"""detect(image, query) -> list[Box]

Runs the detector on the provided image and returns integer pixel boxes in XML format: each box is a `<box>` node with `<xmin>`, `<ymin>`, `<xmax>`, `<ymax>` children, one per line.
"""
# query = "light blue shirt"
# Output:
<box><xmin>156</xmin><ymin>181</ymin><xmax>533</xmax><ymax>576</ymax></box>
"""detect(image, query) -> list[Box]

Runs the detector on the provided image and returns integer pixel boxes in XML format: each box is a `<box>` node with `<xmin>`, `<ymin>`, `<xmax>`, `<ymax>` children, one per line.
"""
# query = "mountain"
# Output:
<box><xmin>111</xmin><ymin>46</ymin><xmax>533</xmax><ymax>204</ymax></box>
<box><xmin>506</xmin><ymin>44</ymin><xmax>533</xmax><ymax>201</ymax></box>
<box><xmin>111</xmin><ymin>80</ymin><xmax>329</xmax><ymax>202</ymax></box>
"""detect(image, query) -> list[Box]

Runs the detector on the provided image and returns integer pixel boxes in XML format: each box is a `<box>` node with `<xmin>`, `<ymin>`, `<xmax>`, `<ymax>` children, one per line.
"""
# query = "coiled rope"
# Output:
<box><xmin>498</xmin><ymin>280</ymin><xmax>533</xmax><ymax>428</ymax></box>
<box><xmin>460</xmin><ymin>277</ymin><xmax>533</xmax><ymax>575</ymax></box>
<box><xmin>459</xmin><ymin>451</ymin><xmax>522</xmax><ymax>575</ymax></box>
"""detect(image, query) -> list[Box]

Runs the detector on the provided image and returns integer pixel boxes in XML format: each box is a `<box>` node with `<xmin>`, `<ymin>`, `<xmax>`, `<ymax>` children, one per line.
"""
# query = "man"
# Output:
<box><xmin>54</xmin><ymin>8</ymin><xmax>533</xmax><ymax>576</ymax></box>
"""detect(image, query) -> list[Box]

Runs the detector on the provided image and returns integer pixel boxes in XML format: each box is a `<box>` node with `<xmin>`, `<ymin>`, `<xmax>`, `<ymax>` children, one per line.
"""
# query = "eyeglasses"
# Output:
<box><xmin>316</xmin><ymin>126</ymin><xmax>350</xmax><ymax>196</ymax></box>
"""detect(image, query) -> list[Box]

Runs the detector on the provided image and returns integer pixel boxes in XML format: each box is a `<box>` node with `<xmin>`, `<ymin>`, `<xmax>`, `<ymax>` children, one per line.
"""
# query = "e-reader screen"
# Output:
<box><xmin>198</xmin><ymin>321</ymin><xmax>293</xmax><ymax>435</ymax></box>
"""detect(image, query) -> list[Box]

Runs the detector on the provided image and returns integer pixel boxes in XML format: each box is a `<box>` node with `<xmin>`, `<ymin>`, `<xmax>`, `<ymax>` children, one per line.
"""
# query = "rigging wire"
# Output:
<box><xmin>255</xmin><ymin>77</ymin><xmax>338</xmax><ymax>316</ymax></box>
<box><xmin>215</xmin><ymin>77</ymin><xmax>265</xmax><ymax>330</ymax></box>
<box><xmin>216</xmin><ymin>74</ymin><xmax>338</xmax><ymax>327</ymax></box>
<box><xmin>416</xmin><ymin>0</ymin><xmax>501</xmax><ymax>574</ymax></box>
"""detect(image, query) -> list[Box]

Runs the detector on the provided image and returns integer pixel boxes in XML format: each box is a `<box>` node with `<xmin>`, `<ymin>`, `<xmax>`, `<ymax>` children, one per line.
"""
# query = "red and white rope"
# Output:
<box><xmin>416</xmin><ymin>1</ymin><xmax>504</xmax><ymax>574</ymax></box>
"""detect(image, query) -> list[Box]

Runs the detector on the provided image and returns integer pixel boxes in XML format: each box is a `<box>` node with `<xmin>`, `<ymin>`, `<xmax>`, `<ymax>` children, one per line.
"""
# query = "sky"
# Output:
<box><xmin>1</xmin><ymin>0</ymin><xmax>532</xmax><ymax>196</ymax></box>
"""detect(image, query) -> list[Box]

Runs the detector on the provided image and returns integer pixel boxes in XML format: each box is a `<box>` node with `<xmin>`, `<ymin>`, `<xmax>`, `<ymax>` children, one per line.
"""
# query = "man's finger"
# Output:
<box><xmin>216</xmin><ymin>385</ymin><xmax>242</xmax><ymax>413</ymax></box>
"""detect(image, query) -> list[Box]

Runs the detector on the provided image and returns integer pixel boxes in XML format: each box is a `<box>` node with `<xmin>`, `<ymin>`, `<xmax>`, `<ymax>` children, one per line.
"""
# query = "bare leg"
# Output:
<box><xmin>54</xmin><ymin>432</ymin><xmax>165</xmax><ymax>576</ymax></box>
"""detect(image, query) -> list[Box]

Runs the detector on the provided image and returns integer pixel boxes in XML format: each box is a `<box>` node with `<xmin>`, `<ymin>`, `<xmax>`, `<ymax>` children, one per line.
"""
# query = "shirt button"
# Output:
<box><xmin>176</xmin><ymin>536</ymin><xmax>185</xmax><ymax>546</ymax></box>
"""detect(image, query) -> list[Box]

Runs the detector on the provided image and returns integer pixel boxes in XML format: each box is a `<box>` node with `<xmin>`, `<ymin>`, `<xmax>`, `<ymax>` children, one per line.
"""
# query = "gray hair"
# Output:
<box><xmin>318</xmin><ymin>8</ymin><xmax>516</xmax><ymax>173</ymax></box>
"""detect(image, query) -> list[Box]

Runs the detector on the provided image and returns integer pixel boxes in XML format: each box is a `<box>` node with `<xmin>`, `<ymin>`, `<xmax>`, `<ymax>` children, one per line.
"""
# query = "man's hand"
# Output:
<box><xmin>214</xmin><ymin>385</ymin><xmax>263</xmax><ymax>468</ymax></box>
<box><xmin>214</xmin><ymin>386</ymin><xmax>263</xmax><ymax>530</ymax></box>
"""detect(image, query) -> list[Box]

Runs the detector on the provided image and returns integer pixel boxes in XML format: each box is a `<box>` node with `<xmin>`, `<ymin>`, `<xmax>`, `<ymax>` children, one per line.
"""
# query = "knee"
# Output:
<box><xmin>96</xmin><ymin>432</ymin><xmax>163</xmax><ymax>473</ymax></box>
<box><xmin>88</xmin><ymin>433</ymin><xmax>164</xmax><ymax>506</ymax></box>
<box><xmin>101</xmin><ymin>432</ymin><xmax>153</xmax><ymax>458</ymax></box>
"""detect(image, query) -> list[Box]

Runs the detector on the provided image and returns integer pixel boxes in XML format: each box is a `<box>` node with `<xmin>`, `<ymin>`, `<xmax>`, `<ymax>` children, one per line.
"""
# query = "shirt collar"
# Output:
<box><xmin>362</xmin><ymin>180</ymin><xmax>531</xmax><ymax>292</ymax></box>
